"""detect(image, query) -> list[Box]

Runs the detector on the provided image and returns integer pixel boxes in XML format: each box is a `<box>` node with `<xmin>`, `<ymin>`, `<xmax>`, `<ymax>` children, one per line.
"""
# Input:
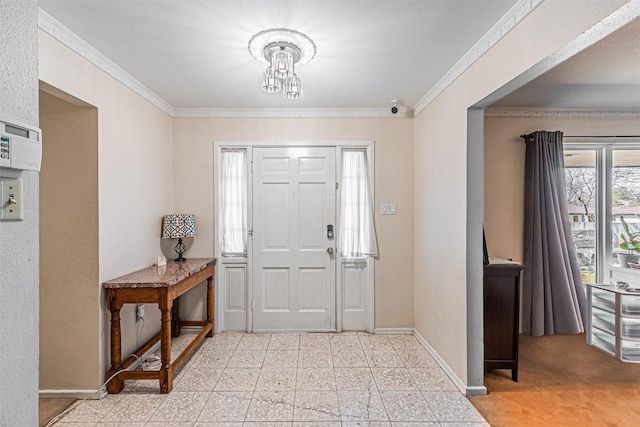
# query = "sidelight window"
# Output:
<box><xmin>219</xmin><ymin>148</ymin><xmax>248</xmax><ymax>256</ymax></box>
<box><xmin>339</xmin><ymin>149</ymin><xmax>378</xmax><ymax>257</ymax></box>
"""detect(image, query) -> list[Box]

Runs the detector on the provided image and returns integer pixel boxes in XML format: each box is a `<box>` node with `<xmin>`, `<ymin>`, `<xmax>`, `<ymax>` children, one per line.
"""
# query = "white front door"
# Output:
<box><xmin>252</xmin><ymin>147</ymin><xmax>336</xmax><ymax>331</ymax></box>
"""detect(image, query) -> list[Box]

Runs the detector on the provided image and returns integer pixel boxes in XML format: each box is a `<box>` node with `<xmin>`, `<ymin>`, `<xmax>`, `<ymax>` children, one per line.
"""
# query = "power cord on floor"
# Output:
<box><xmin>137</xmin><ymin>316</ymin><xmax>145</xmax><ymax>349</ymax></box>
<box><xmin>44</xmin><ymin>353</ymin><xmax>143</xmax><ymax>427</ymax></box>
<box><xmin>144</xmin><ymin>352</ymin><xmax>162</xmax><ymax>371</ymax></box>
<box><xmin>134</xmin><ymin>317</ymin><xmax>161</xmax><ymax>370</ymax></box>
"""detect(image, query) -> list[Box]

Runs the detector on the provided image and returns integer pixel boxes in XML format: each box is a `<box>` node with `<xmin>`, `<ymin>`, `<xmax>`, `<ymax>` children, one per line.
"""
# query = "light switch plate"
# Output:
<box><xmin>1</xmin><ymin>177</ymin><xmax>24</xmax><ymax>221</ymax></box>
<box><xmin>381</xmin><ymin>203</ymin><xmax>397</xmax><ymax>215</ymax></box>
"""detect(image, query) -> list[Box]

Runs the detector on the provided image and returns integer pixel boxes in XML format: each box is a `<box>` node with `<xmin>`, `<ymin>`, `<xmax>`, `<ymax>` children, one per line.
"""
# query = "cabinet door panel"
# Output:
<box><xmin>484</xmin><ymin>274</ymin><xmax>518</xmax><ymax>359</ymax></box>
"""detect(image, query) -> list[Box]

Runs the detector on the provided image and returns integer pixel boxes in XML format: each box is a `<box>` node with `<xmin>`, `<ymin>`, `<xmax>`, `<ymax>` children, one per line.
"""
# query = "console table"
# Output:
<box><xmin>103</xmin><ymin>258</ymin><xmax>215</xmax><ymax>394</ymax></box>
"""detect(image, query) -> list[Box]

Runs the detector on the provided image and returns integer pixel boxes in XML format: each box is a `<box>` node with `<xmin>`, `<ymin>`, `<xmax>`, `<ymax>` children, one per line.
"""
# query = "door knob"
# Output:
<box><xmin>327</xmin><ymin>247</ymin><xmax>334</xmax><ymax>254</ymax></box>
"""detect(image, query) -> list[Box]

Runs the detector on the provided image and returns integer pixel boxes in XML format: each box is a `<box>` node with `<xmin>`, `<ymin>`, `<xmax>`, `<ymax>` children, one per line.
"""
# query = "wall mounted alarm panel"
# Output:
<box><xmin>0</xmin><ymin>119</ymin><xmax>42</xmax><ymax>171</ymax></box>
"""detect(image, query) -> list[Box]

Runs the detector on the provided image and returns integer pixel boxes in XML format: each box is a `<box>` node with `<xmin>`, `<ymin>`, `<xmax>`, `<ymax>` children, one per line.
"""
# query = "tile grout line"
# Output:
<box><xmin>59</xmin><ymin>331</ymin><xmax>488</xmax><ymax>425</ymax></box>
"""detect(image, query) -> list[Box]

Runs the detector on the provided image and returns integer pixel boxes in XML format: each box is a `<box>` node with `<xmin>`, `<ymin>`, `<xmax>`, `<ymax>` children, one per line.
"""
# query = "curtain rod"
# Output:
<box><xmin>520</xmin><ymin>133</ymin><xmax>640</xmax><ymax>140</ymax></box>
<box><xmin>565</xmin><ymin>135</ymin><xmax>640</xmax><ymax>138</ymax></box>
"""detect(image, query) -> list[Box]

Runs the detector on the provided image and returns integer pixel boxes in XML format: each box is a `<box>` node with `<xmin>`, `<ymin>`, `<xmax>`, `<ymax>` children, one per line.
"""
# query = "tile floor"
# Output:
<box><xmin>52</xmin><ymin>332</ymin><xmax>489</xmax><ymax>426</ymax></box>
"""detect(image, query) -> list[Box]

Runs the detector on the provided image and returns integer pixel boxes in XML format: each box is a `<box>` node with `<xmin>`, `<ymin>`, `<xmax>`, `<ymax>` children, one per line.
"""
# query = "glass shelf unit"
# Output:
<box><xmin>586</xmin><ymin>284</ymin><xmax>640</xmax><ymax>363</ymax></box>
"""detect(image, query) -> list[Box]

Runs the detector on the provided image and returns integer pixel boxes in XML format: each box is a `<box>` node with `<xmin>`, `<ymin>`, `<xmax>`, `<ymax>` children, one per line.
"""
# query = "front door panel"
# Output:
<box><xmin>252</xmin><ymin>147</ymin><xmax>336</xmax><ymax>331</ymax></box>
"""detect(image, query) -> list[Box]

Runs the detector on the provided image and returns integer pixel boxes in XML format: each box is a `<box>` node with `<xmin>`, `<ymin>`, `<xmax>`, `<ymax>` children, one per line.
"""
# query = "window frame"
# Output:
<box><xmin>565</xmin><ymin>141</ymin><xmax>640</xmax><ymax>284</ymax></box>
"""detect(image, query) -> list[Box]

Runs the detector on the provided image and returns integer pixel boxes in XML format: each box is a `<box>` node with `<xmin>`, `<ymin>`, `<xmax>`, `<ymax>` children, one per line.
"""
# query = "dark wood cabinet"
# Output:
<box><xmin>483</xmin><ymin>258</ymin><xmax>523</xmax><ymax>381</ymax></box>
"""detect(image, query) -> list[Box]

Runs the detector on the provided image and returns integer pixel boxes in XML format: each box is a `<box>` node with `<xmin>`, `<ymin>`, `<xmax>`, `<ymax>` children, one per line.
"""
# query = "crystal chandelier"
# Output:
<box><xmin>249</xmin><ymin>29</ymin><xmax>316</xmax><ymax>100</ymax></box>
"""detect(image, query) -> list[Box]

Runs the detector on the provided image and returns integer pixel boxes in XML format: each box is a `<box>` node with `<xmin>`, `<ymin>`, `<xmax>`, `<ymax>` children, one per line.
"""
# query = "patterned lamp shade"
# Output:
<box><xmin>161</xmin><ymin>214</ymin><xmax>198</xmax><ymax>239</ymax></box>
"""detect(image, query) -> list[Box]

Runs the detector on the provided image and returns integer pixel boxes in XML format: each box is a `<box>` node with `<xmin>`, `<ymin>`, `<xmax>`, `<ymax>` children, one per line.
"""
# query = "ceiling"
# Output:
<box><xmin>491</xmin><ymin>15</ymin><xmax>640</xmax><ymax>110</ymax></box>
<box><xmin>38</xmin><ymin>1</ymin><xmax>640</xmax><ymax>113</ymax></box>
<box><xmin>38</xmin><ymin>0</ymin><xmax>521</xmax><ymax>111</ymax></box>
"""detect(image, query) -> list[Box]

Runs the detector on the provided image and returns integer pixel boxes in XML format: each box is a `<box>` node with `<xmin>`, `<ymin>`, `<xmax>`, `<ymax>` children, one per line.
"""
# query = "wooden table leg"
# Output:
<box><xmin>171</xmin><ymin>298</ymin><xmax>180</xmax><ymax>337</ymax></box>
<box><xmin>106</xmin><ymin>294</ymin><xmax>124</xmax><ymax>394</ymax></box>
<box><xmin>159</xmin><ymin>290</ymin><xmax>173</xmax><ymax>394</ymax></box>
<box><xmin>207</xmin><ymin>275</ymin><xmax>214</xmax><ymax>337</ymax></box>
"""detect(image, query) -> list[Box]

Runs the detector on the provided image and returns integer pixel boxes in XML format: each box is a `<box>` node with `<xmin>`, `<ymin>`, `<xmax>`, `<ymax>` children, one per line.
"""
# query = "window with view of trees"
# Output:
<box><xmin>564</xmin><ymin>145</ymin><xmax>640</xmax><ymax>285</ymax></box>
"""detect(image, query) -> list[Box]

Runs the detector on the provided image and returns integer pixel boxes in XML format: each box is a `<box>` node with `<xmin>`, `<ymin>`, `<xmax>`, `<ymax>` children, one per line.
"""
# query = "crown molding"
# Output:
<box><xmin>485</xmin><ymin>108</ymin><xmax>640</xmax><ymax>118</ymax></box>
<box><xmin>38</xmin><ymin>7</ymin><xmax>413</xmax><ymax>120</ymax></box>
<box><xmin>476</xmin><ymin>1</ymin><xmax>640</xmax><ymax>111</ymax></box>
<box><xmin>38</xmin><ymin>8</ymin><xmax>175</xmax><ymax>117</ymax></box>
<box><xmin>173</xmin><ymin>107</ymin><xmax>413</xmax><ymax>119</ymax></box>
<box><xmin>413</xmin><ymin>0</ymin><xmax>543</xmax><ymax>115</ymax></box>
<box><xmin>39</xmin><ymin>2</ymin><xmax>576</xmax><ymax>120</ymax></box>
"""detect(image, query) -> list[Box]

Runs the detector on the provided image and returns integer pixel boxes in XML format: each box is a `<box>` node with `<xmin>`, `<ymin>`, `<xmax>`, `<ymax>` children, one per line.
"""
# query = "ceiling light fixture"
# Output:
<box><xmin>248</xmin><ymin>29</ymin><xmax>316</xmax><ymax>100</ymax></box>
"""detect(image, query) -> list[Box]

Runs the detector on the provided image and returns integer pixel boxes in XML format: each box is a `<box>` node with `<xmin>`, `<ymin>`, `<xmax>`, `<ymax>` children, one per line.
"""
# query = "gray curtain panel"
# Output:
<box><xmin>522</xmin><ymin>130</ymin><xmax>586</xmax><ymax>336</ymax></box>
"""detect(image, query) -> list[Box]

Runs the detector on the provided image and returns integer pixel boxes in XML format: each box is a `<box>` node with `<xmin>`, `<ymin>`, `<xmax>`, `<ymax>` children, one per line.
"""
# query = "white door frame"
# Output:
<box><xmin>213</xmin><ymin>140</ymin><xmax>375</xmax><ymax>333</ymax></box>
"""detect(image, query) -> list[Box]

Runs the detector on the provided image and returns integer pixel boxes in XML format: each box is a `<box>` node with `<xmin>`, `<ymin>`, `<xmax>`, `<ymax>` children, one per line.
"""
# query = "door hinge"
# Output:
<box><xmin>336</xmin><ymin>182</ymin><xmax>339</xmax><ymax>190</ymax></box>
<box><xmin>248</xmin><ymin>228</ymin><xmax>253</xmax><ymax>237</ymax></box>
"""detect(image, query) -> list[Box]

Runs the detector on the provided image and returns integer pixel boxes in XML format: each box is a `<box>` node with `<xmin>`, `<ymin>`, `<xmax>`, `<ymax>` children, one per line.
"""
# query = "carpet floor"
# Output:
<box><xmin>469</xmin><ymin>333</ymin><xmax>640</xmax><ymax>427</ymax></box>
<box><xmin>39</xmin><ymin>398</ymin><xmax>75</xmax><ymax>427</ymax></box>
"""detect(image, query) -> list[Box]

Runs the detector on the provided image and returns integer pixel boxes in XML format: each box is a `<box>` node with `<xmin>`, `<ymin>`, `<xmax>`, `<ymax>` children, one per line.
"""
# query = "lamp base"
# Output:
<box><xmin>174</xmin><ymin>238</ymin><xmax>187</xmax><ymax>263</ymax></box>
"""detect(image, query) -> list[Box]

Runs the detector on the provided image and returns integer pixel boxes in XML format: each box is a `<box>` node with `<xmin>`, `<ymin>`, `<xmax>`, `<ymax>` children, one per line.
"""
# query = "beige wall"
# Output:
<box><xmin>33</xmin><ymin>0</ymin><xmax>633</xmax><ymax>395</ymax></box>
<box><xmin>39</xmin><ymin>32</ymin><xmax>174</xmax><ymax>389</ymax></box>
<box><xmin>172</xmin><ymin>117</ymin><xmax>415</xmax><ymax>328</ymax></box>
<box><xmin>40</xmin><ymin>90</ymin><xmax>99</xmax><ymax>390</ymax></box>
<box><xmin>37</xmin><ymin>29</ymin><xmax>413</xmax><ymax>391</ymax></box>
<box><xmin>485</xmin><ymin>114</ymin><xmax>640</xmax><ymax>264</ymax></box>
<box><xmin>413</xmin><ymin>0</ymin><xmax>626</xmax><ymax>389</ymax></box>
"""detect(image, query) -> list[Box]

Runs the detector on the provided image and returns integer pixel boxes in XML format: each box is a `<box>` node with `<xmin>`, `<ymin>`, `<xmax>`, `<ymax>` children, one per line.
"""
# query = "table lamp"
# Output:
<box><xmin>161</xmin><ymin>214</ymin><xmax>198</xmax><ymax>262</ymax></box>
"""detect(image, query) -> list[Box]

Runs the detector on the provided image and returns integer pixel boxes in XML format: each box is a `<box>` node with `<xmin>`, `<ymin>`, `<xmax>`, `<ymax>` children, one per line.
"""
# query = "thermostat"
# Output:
<box><xmin>0</xmin><ymin>119</ymin><xmax>42</xmax><ymax>171</ymax></box>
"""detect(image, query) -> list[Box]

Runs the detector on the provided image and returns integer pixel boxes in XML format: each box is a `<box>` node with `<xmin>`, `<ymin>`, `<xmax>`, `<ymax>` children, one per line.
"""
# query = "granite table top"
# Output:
<box><xmin>103</xmin><ymin>258</ymin><xmax>215</xmax><ymax>289</ymax></box>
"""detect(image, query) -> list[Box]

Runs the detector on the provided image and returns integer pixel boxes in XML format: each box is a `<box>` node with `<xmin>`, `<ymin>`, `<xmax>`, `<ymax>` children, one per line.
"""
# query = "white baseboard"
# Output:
<box><xmin>373</xmin><ymin>327</ymin><xmax>414</xmax><ymax>334</ymax></box>
<box><xmin>465</xmin><ymin>385</ymin><xmax>489</xmax><ymax>396</ymax></box>
<box><xmin>412</xmin><ymin>328</ymin><xmax>487</xmax><ymax>397</ymax></box>
<box><xmin>40</xmin><ymin>341</ymin><xmax>162</xmax><ymax>400</ymax></box>
<box><xmin>180</xmin><ymin>325</ymin><xmax>207</xmax><ymax>334</ymax></box>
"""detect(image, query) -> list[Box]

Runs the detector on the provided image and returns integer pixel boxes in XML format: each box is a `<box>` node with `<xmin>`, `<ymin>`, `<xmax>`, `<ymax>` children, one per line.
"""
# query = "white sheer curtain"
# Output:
<box><xmin>220</xmin><ymin>149</ymin><xmax>247</xmax><ymax>256</ymax></box>
<box><xmin>340</xmin><ymin>149</ymin><xmax>378</xmax><ymax>257</ymax></box>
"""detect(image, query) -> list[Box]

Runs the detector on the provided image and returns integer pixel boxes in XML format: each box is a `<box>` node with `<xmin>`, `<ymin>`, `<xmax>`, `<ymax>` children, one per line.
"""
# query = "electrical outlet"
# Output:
<box><xmin>136</xmin><ymin>304</ymin><xmax>144</xmax><ymax>321</ymax></box>
<box><xmin>380</xmin><ymin>203</ymin><xmax>397</xmax><ymax>215</ymax></box>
